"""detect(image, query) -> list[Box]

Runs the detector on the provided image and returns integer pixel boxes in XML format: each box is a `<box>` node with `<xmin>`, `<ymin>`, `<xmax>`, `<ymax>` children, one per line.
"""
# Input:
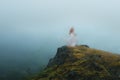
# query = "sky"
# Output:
<box><xmin>0</xmin><ymin>0</ymin><xmax>120</xmax><ymax>68</ymax></box>
<box><xmin>0</xmin><ymin>1</ymin><xmax>120</xmax><ymax>79</ymax></box>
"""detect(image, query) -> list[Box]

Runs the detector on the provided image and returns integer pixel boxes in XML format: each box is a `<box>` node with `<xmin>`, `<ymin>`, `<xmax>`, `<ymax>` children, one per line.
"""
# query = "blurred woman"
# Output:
<box><xmin>67</xmin><ymin>27</ymin><xmax>77</xmax><ymax>47</ymax></box>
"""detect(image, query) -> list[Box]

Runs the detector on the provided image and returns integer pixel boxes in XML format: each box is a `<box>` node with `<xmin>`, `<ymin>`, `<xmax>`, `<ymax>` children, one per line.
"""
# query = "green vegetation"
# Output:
<box><xmin>31</xmin><ymin>45</ymin><xmax>120</xmax><ymax>80</ymax></box>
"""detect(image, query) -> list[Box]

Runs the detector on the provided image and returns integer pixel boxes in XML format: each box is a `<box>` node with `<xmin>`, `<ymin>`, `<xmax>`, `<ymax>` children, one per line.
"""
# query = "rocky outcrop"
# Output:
<box><xmin>32</xmin><ymin>45</ymin><xmax>120</xmax><ymax>80</ymax></box>
<box><xmin>47</xmin><ymin>46</ymin><xmax>77</xmax><ymax>67</ymax></box>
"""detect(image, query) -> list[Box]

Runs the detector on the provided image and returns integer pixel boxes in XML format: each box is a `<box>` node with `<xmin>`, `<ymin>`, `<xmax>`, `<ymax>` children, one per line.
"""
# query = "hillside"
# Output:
<box><xmin>31</xmin><ymin>45</ymin><xmax>120</xmax><ymax>80</ymax></box>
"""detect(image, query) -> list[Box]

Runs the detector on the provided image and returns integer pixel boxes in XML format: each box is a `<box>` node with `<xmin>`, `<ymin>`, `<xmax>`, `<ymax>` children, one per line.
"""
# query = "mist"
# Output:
<box><xmin>0</xmin><ymin>0</ymin><xmax>120</xmax><ymax>80</ymax></box>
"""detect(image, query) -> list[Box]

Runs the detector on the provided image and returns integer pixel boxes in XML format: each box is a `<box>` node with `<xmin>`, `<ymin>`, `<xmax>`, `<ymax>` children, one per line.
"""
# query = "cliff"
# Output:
<box><xmin>31</xmin><ymin>45</ymin><xmax>120</xmax><ymax>80</ymax></box>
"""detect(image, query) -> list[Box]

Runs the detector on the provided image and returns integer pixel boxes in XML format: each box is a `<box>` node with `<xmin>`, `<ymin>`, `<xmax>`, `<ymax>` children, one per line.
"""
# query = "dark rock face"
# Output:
<box><xmin>47</xmin><ymin>46</ymin><xmax>77</xmax><ymax>67</ymax></box>
<box><xmin>47</xmin><ymin>46</ymin><xmax>69</xmax><ymax>67</ymax></box>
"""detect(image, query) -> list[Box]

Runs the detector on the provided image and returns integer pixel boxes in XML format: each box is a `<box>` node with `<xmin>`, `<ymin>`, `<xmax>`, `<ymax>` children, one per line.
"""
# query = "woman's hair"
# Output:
<box><xmin>69</xmin><ymin>27</ymin><xmax>74</xmax><ymax>35</ymax></box>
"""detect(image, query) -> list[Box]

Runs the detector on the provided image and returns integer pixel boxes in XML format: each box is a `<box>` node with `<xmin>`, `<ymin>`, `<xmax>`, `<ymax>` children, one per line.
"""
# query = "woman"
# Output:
<box><xmin>67</xmin><ymin>27</ymin><xmax>77</xmax><ymax>47</ymax></box>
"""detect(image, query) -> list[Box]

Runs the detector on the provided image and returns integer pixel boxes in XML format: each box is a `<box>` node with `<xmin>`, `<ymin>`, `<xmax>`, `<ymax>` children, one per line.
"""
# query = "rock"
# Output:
<box><xmin>47</xmin><ymin>46</ymin><xmax>77</xmax><ymax>67</ymax></box>
<box><xmin>47</xmin><ymin>46</ymin><xmax>70</xmax><ymax>67</ymax></box>
<box><xmin>80</xmin><ymin>45</ymin><xmax>89</xmax><ymax>48</ymax></box>
<box><xmin>32</xmin><ymin>45</ymin><xmax>120</xmax><ymax>80</ymax></box>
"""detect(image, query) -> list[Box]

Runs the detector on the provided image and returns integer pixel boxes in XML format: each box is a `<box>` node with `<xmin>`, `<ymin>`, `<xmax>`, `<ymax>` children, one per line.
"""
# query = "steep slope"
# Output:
<box><xmin>31</xmin><ymin>45</ymin><xmax>120</xmax><ymax>80</ymax></box>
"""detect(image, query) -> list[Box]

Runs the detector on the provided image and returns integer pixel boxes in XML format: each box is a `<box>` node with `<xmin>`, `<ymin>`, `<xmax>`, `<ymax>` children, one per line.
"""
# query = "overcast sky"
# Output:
<box><xmin>0</xmin><ymin>0</ymin><xmax>120</xmax><ymax>54</ymax></box>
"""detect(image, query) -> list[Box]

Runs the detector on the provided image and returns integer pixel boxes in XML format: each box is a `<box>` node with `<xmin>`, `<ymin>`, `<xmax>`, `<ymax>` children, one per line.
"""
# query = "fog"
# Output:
<box><xmin>0</xmin><ymin>0</ymin><xmax>120</xmax><ymax>79</ymax></box>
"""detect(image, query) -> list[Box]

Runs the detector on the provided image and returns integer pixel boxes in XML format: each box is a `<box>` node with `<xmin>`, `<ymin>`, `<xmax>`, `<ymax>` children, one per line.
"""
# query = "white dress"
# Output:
<box><xmin>67</xmin><ymin>33</ymin><xmax>77</xmax><ymax>47</ymax></box>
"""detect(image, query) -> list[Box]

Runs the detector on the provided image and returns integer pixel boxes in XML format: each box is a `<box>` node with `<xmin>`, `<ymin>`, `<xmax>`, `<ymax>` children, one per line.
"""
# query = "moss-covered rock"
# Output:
<box><xmin>31</xmin><ymin>45</ymin><xmax>120</xmax><ymax>80</ymax></box>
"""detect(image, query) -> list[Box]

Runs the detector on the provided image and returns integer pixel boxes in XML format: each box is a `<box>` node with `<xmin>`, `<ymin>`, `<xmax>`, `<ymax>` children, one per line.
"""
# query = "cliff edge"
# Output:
<box><xmin>32</xmin><ymin>45</ymin><xmax>120</xmax><ymax>80</ymax></box>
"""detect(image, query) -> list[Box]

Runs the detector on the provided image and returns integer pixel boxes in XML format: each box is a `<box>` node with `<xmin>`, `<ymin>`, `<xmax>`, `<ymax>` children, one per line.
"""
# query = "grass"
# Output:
<box><xmin>31</xmin><ymin>45</ymin><xmax>120</xmax><ymax>80</ymax></box>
